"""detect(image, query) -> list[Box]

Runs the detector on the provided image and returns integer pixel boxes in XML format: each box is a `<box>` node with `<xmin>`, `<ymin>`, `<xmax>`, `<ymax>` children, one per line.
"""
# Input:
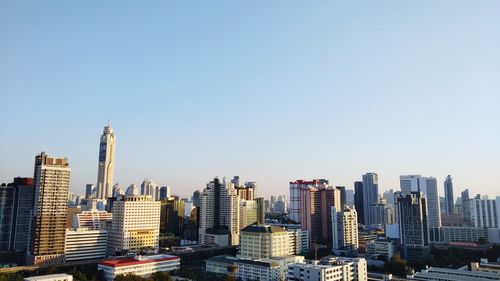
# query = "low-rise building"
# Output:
<box><xmin>98</xmin><ymin>254</ymin><xmax>180</xmax><ymax>281</ymax></box>
<box><xmin>206</xmin><ymin>255</ymin><xmax>305</xmax><ymax>281</ymax></box>
<box><xmin>428</xmin><ymin>227</ymin><xmax>489</xmax><ymax>244</ymax></box>
<box><xmin>65</xmin><ymin>228</ymin><xmax>107</xmax><ymax>262</ymax></box>
<box><xmin>408</xmin><ymin>265</ymin><xmax>500</xmax><ymax>281</ymax></box>
<box><xmin>24</xmin><ymin>274</ymin><xmax>73</xmax><ymax>281</ymax></box>
<box><xmin>471</xmin><ymin>259</ymin><xmax>500</xmax><ymax>275</ymax></box>
<box><xmin>366</xmin><ymin>240</ymin><xmax>397</xmax><ymax>260</ymax></box>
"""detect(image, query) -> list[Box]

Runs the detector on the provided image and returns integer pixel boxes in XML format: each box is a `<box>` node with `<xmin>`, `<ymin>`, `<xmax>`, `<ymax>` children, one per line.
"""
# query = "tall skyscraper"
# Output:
<box><xmin>395</xmin><ymin>192</ymin><xmax>430</xmax><ymax>261</ymax></box>
<box><xmin>362</xmin><ymin>173</ymin><xmax>378</xmax><ymax>226</ymax></box>
<box><xmin>399</xmin><ymin>175</ymin><xmax>441</xmax><ymax>228</ymax></box>
<box><xmin>461</xmin><ymin>189</ymin><xmax>472</xmax><ymax>226</ymax></box>
<box><xmin>29</xmin><ymin>152</ymin><xmax>71</xmax><ymax>265</ymax></box>
<box><xmin>10</xmin><ymin>178</ymin><xmax>36</xmax><ymax>252</ymax></box>
<box><xmin>289</xmin><ymin>179</ymin><xmax>328</xmax><ymax>223</ymax></box>
<box><xmin>85</xmin><ymin>184</ymin><xmax>95</xmax><ymax>199</ymax></box>
<box><xmin>354</xmin><ymin>181</ymin><xmax>364</xmax><ymax>224</ymax></box>
<box><xmin>0</xmin><ymin>184</ymin><xmax>15</xmax><ymax>250</ymax></box>
<box><xmin>444</xmin><ymin>175</ymin><xmax>455</xmax><ymax>215</ymax></box>
<box><xmin>332</xmin><ymin>206</ymin><xmax>359</xmax><ymax>251</ymax></box>
<box><xmin>96</xmin><ymin>124</ymin><xmax>115</xmax><ymax>199</ymax></box>
<box><xmin>199</xmin><ymin>177</ymin><xmax>240</xmax><ymax>246</ymax></box>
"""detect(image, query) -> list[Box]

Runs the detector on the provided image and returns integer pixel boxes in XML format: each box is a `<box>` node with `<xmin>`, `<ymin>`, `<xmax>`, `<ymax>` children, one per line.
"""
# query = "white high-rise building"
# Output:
<box><xmin>96</xmin><ymin>124</ymin><xmax>115</xmax><ymax>199</ymax></box>
<box><xmin>65</xmin><ymin>228</ymin><xmax>107</xmax><ymax>262</ymax></box>
<box><xmin>199</xmin><ymin>177</ymin><xmax>240</xmax><ymax>246</ymax></box>
<box><xmin>107</xmin><ymin>195</ymin><xmax>160</xmax><ymax>255</ymax></box>
<box><xmin>332</xmin><ymin>206</ymin><xmax>359</xmax><ymax>251</ymax></box>
<box><xmin>400</xmin><ymin>175</ymin><xmax>441</xmax><ymax>227</ymax></box>
<box><xmin>470</xmin><ymin>197</ymin><xmax>500</xmax><ymax>228</ymax></box>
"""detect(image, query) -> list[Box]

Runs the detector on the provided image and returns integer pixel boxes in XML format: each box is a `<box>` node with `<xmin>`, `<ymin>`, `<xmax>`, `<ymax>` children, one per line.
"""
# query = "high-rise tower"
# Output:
<box><xmin>362</xmin><ymin>173</ymin><xmax>379</xmax><ymax>226</ymax></box>
<box><xmin>29</xmin><ymin>152</ymin><xmax>71</xmax><ymax>265</ymax></box>
<box><xmin>96</xmin><ymin>124</ymin><xmax>115</xmax><ymax>199</ymax></box>
<box><xmin>444</xmin><ymin>175</ymin><xmax>454</xmax><ymax>214</ymax></box>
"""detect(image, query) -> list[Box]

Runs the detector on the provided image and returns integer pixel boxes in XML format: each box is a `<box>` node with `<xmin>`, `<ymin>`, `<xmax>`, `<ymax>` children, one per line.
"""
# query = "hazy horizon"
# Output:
<box><xmin>1</xmin><ymin>1</ymin><xmax>499</xmax><ymax>199</ymax></box>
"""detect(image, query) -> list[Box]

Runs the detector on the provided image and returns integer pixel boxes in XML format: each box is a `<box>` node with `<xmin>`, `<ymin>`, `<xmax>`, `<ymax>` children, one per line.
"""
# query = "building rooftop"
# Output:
<box><xmin>25</xmin><ymin>274</ymin><xmax>73</xmax><ymax>280</ymax></box>
<box><xmin>99</xmin><ymin>254</ymin><xmax>179</xmax><ymax>268</ymax></box>
<box><xmin>241</xmin><ymin>224</ymin><xmax>286</xmax><ymax>233</ymax></box>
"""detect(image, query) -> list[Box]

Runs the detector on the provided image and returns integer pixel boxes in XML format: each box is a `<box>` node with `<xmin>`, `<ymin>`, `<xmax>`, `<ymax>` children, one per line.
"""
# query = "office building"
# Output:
<box><xmin>395</xmin><ymin>192</ymin><xmax>430</xmax><ymax>261</ymax></box>
<box><xmin>199</xmin><ymin>177</ymin><xmax>240</xmax><ymax>246</ymax></box>
<box><xmin>98</xmin><ymin>254</ymin><xmax>180</xmax><ymax>281</ymax></box>
<box><xmin>159</xmin><ymin>186</ymin><xmax>171</xmax><ymax>200</ymax></box>
<box><xmin>354</xmin><ymin>181</ymin><xmax>364</xmax><ymax>224</ymax></box>
<box><xmin>469</xmin><ymin>197</ymin><xmax>500</xmax><ymax>228</ymax></box>
<box><xmin>160</xmin><ymin>197</ymin><xmax>185</xmax><ymax>237</ymax></box>
<box><xmin>238</xmin><ymin>224</ymin><xmax>292</xmax><ymax>259</ymax></box>
<box><xmin>96</xmin><ymin>124</ymin><xmax>115</xmax><ymax>199</ymax></box>
<box><xmin>289</xmin><ymin>179</ymin><xmax>328</xmax><ymax>223</ymax></box>
<box><xmin>300</xmin><ymin>184</ymin><xmax>340</xmax><ymax>246</ymax></box>
<box><xmin>65</xmin><ymin>228</ymin><xmax>107</xmax><ymax>262</ymax></box>
<box><xmin>107</xmin><ymin>195</ymin><xmax>161</xmax><ymax>255</ymax></box>
<box><xmin>332</xmin><ymin>206</ymin><xmax>359</xmax><ymax>251</ymax></box>
<box><xmin>141</xmin><ymin>179</ymin><xmax>159</xmax><ymax>200</ymax></box>
<box><xmin>444</xmin><ymin>175</ymin><xmax>455</xmax><ymax>214</ymax></box>
<box><xmin>24</xmin><ymin>274</ymin><xmax>73</xmax><ymax>281</ymax></box>
<box><xmin>0</xmin><ymin>184</ymin><xmax>15</xmax><ymax>250</ymax></box>
<box><xmin>9</xmin><ymin>178</ymin><xmax>36</xmax><ymax>252</ymax></box>
<box><xmin>399</xmin><ymin>175</ymin><xmax>441</xmax><ymax>228</ymax></box>
<box><xmin>239</xmin><ymin>198</ymin><xmax>265</xmax><ymax>229</ymax></box>
<box><xmin>428</xmin><ymin>226</ymin><xmax>489</xmax><ymax>244</ymax></box>
<box><xmin>192</xmin><ymin>190</ymin><xmax>201</xmax><ymax>207</ymax></box>
<box><xmin>29</xmin><ymin>152</ymin><xmax>71</xmax><ymax>265</ymax></box>
<box><xmin>362</xmin><ymin>173</ymin><xmax>379</xmax><ymax>226</ymax></box>
<box><xmin>85</xmin><ymin>184</ymin><xmax>95</xmax><ymax>200</ymax></box>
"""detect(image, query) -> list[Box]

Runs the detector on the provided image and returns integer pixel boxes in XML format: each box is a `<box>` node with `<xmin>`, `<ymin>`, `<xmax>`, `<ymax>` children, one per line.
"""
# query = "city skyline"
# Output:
<box><xmin>1</xmin><ymin>1</ymin><xmax>499</xmax><ymax>199</ymax></box>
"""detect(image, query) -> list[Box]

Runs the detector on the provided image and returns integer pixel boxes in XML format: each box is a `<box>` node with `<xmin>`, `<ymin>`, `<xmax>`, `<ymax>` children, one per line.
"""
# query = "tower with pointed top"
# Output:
<box><xmin>96</xmin><ymin>124</ymin><xmax>115</xmax><ymax>199</ymax></box>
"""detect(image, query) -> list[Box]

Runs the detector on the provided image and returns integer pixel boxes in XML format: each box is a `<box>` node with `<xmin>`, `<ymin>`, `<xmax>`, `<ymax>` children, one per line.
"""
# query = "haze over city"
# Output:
<box><xmin>1</xmin><ymin>1</ymin><xmax>499</xmax><ymax>199</ymax></box>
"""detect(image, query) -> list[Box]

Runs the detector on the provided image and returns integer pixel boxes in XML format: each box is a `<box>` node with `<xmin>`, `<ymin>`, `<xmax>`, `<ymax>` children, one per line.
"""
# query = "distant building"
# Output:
<box><xmin>362</xmin><ymin>173</ymin><xmax>379</xmax><ymax>226</ymax></box>
<box><xmin>199</xmin><ymin>177</ymin><xmax>240</xmax><ymax>246</ymax></box>
<box><xmin>354</xmin><ymin>181</ymin><xmax>364</xmax><ymax>224</ymax></box>
<box><xmin>98</xmin><ymin>254</ymin><xmax>180</xmax><ymax>281</ymax></box>
<box><xmin>29</xmin><ymin>152</ymin><xmax>71</xmax><ymax>265</ymax></box>
<box><xmin>239</xmin><ymin>198</ymin><xmax>265</xmax><ymax>230</ymax></box>
<box><xmin>160</xmin><ymin>197</ymin><xmax>185</xmax><ymax>237</ymax></box>
<box><xmin>289</xmin><ymin>179</ymin><xmax>328</xmax><ymax>223</ymax></box>
<box><xmin>444</xmin><ymin>175</ymin><xmax>455</xmax><ymax>214</ymax></box>
<box><xmin>299</xmin><ymin>184</ymin><xmax>340</xmax><ymax>246</ymax></box>
<box><xmin>96</xmin><ymin>124</ymin><xmax>115</xmax><ymax>199</ymax></box>
<box><xmin>428</xmin><ymin>226</ymin><xmax>488</xmax><ymax>244</ymax></box>
<box><xmin>107</xmin><ymin>195</ymin><xmax>161</xmax><ymax>255</ymax></box>
<box><xmin>332</xmin><ymin>206</ymin><xmax>359</xmax><ymax>251</ymax></box>
<box><xmin>395</xmin><ymin>192</ymin><xmax>430</xmax><ymax>262</ymax></box>
<box><xmin>400</xmin><ymin>175</ymin><xmax>441</xmax><ymax>228</ymax></box>
<box><xmin>65</xmin><ymin>228</ymin><xmax>107</xmax><ymax>262</ymax></box>
<box><xmin>471</xmin><ymin>259</ymin><xmax>500</xmax><ymax>275</ymax></box>
<box><xmin>73</xmin><ymin>209</ymin><xmax>112</xmax><ymax>230</ymax></box>
<box><xmin>7</xmin><ymin>178</ymin><xmax>36</xmax><ymax>252</ymax></box>
<box><xmin>469</xmin><ymin>197</ymin><xmax>500</xmax><ymax>228</ymax></box>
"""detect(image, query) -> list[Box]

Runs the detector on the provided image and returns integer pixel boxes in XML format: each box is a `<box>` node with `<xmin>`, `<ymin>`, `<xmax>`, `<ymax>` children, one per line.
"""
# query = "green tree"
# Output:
<box><xmin>387</xmin><ymin>253</ymin><xmax>408</xmax><ymax>277</ymax></box>
<box><xmin>149</xmin><ymin>271</ymin><xmax>172</xmax><ymax>281</ymax></box>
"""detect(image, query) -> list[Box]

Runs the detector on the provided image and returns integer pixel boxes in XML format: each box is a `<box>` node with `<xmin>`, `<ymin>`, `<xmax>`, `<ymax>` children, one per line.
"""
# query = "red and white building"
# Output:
<box><xmin>98</xmin><ymin>254</ymin><xmax>180</xmax><ymax>280</ymax></box>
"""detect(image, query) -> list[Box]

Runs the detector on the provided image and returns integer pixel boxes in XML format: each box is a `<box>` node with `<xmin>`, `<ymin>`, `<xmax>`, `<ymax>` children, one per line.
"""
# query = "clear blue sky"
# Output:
<box><xmin>1</xmin><ymin>1</ymin><xmax>499</xmax><ymax>199</ymax></box>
